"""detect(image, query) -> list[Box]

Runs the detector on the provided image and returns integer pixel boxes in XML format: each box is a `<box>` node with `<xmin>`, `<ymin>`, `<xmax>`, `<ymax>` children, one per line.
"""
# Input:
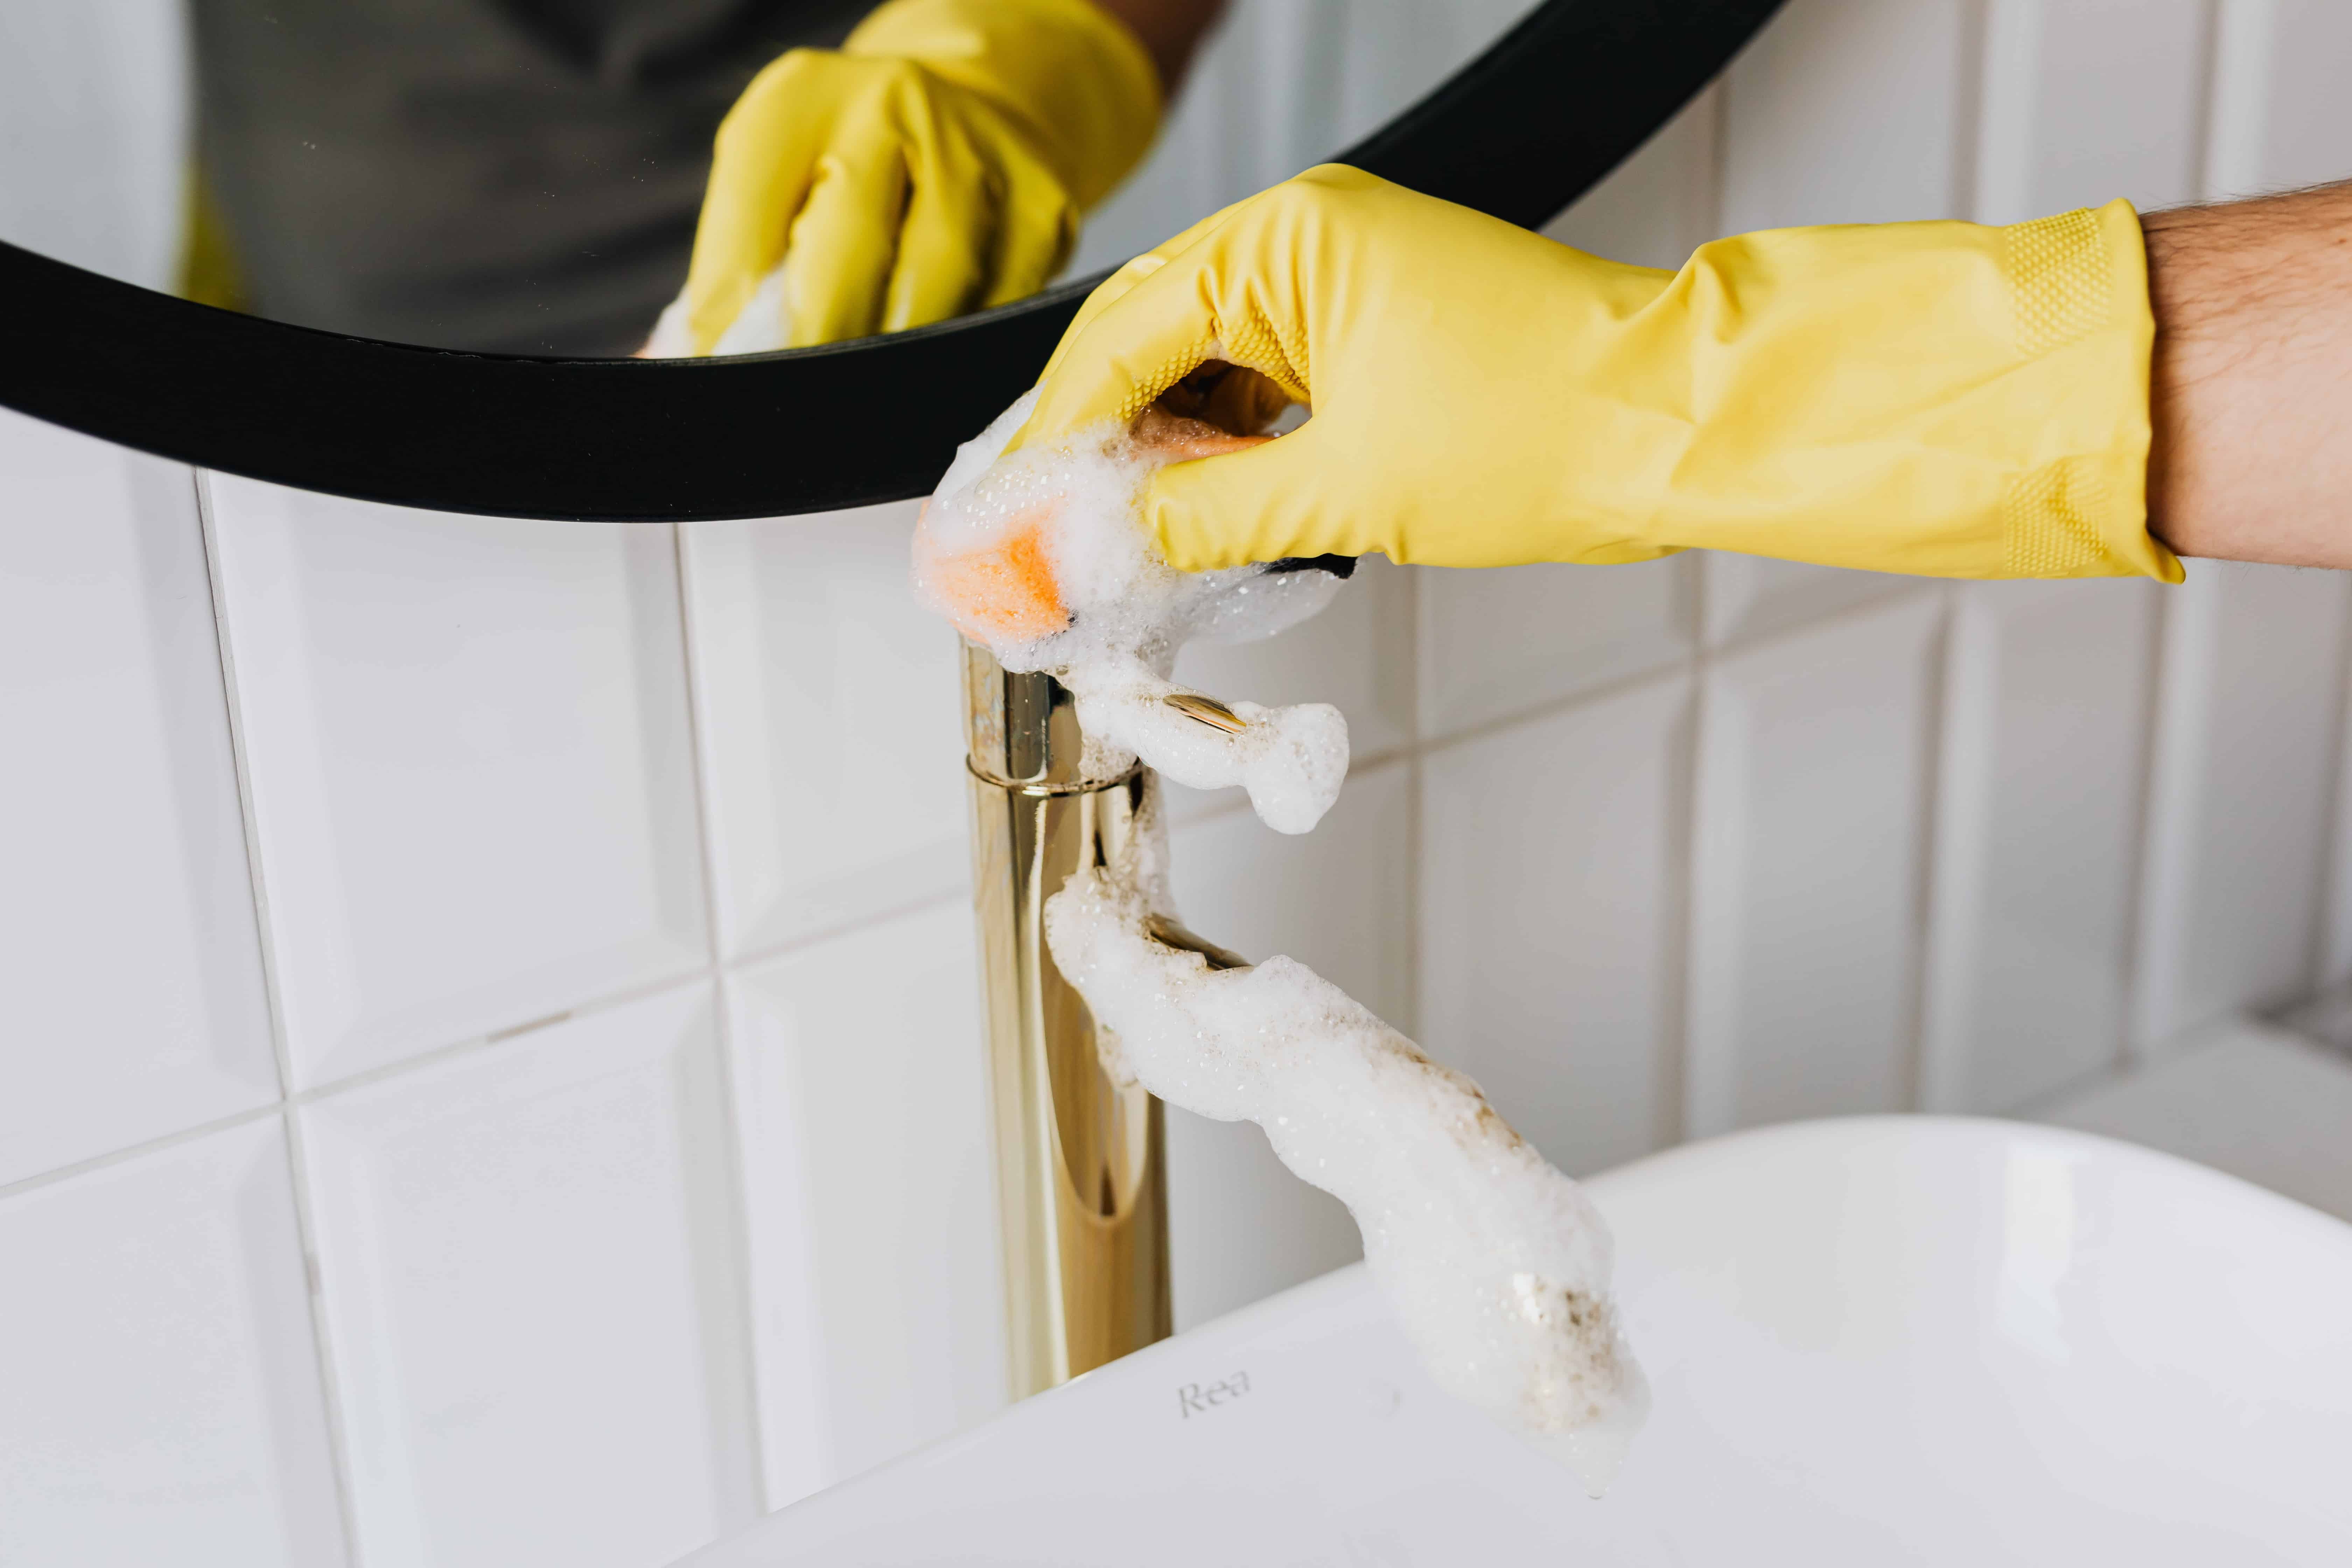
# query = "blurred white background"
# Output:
<box><xmin>8</xmin><ymin>2</ymin><xmax>2352</xmax><ymax>1566</ymax></box>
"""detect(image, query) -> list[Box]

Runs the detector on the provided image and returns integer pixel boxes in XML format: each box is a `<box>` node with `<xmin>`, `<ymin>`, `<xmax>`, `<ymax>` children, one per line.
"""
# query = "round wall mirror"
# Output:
<box><xmin>0</xmin><ymin>0</ymin><xmax>1783</xmax><ymax>520</ymax></box>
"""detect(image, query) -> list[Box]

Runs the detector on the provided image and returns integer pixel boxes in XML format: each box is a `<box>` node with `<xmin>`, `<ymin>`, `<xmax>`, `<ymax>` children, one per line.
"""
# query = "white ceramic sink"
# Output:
<box><xmin>679</xmin><ymin>1117</ymin><xmax>2352</xmax><ymax>1565</ymax></box>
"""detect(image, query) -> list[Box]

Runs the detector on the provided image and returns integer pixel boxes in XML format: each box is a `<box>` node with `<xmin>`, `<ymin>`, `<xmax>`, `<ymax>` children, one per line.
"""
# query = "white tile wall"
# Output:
<box><xmin>206</xmin><ymin>477</ymin><xmax>710</xmax><ymax>1087</ymax></box>
<box><xmin>1719</xmin><ymin>0</ymin><xmax>1974</xmax><ymax>231</ymax></box>
<box><xmin>0</xmin><ymin>409</ymin><xmax>276</xmax><ymax>1185</ymax></box>
<box><xmin>0</xmin><ymin>1119</ymin><xmax>345</xmax><ymax>1568</ymax></box>
<box><xmin>17</xmin><ymin>4</ymin><xmax>2352</xmax><ymax>1563</ymax></box>
<box><xmin>1920</xmin><ymin>581</ymin><xmax>2161</xmax><ymax>1112</ymax></box>
<box><xmin>299</xmin><ymin>983</ymin><xmax>758</xmax><ymax>1568</ymax></box>
<box><xmin>1421</xmin><ymin>675</ymin><xmax>1693</xmax><ymax>1174</ymax></box>
<box><xmin>2132</xmin><ymin>562</ymin><xmax>2351</xmax><ymax>1049</ymax></box>
<box><xmin>1974</xmin><ymin>0</ymin><xmax>2210</xmax><ymax>223</ymax></box>
<box><xmin>1702</xmin><ymin>554</ymin><xmax>1914</xmax><ymax>650</ymax></box>
<box><xmin>681</xmin><ymin>505</ymin><xmax>970</xmax><ymax>959</ymax></box>
<box><xmin>1687</xmin><ymin>594</ymin><xmax>1948</xmax><ymax>1135</ymax></box>
<box><xmin>724</xmin><ymin>904</ymin><xmax>1004</xmax><ymax>1503</ymax></box>
<box><xmin>1418</xmin><ymin>557</ymin><xmax>1693</xmax><ymax>742</ymax></box>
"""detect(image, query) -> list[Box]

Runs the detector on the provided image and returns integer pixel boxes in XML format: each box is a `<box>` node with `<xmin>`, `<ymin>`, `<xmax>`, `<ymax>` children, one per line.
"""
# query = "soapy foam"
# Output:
<box><xmin>919</xmin><ymin>388</ymin><xmax>1648</xmax><ymax>1487</ymax></box>
<box><xmin>1044</xmin><ymin>801</ymin><xmax>1651</xmax><ymax>1496</ymax></box>
<box><xmin>914</xmin><ymin>389</ymin><xmax>1349</xmax><ymax>833</ymax></box>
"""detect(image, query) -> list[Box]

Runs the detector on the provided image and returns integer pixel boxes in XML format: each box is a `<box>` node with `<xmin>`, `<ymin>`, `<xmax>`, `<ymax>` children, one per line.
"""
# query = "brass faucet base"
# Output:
<box><xmin>968</xmin><ymin>762</ymin><xmax>1169</xmax><ymax>1393</ymax></box>
<box><xmin>963</xmin><ymin>643</ymin><xmax>1171</xmax><ymax>1396</ymax></box>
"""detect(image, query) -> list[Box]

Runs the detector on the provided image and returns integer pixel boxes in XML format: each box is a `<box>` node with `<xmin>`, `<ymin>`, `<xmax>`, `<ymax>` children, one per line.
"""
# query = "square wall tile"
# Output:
<box><xmin>1688</xmin><ymin>593</ymin><xmax>1945</xmax><ymax>1134</ymax></box>
<box><xmin>1160</xmin><ymin>763</ymin><xmax>1412</xmax><ymax>1328</ymax></box>
<box><xmin>1720</xmin><ymin>0</ymin><xmax>1974</xmax><ymax>230</ymax></box>
<box><xmin>1973</xmin><ymin>0</ymin><xmax>2208</xmax><ymax>223</ymax></box>
<box><xmin>207</xmin><ymin>476</ymin><xmax>709</xmax><ymax>1085</ymax></box>
<box><xmin>1421</xmin><ymin>674</ymin><xmax>1693</xmax><ymax>1175</ymax></box>
<box><xmin>1162</xmin><ymin>1108</ymin><xmax>1363</xmax><ymax>1335</ymax></box>
<box><xmin>1419</xmin><ymin>556</ymin><xmax>1692</xmax><ymax>742</ymax></box>
<box><xmin>0</xmin><ymin>410</ymin><xmax>276</xmax><ymax>1183</ymax></box>
<box><xmin>725</xmin><ymin>902</ymin><xmax>1004</xmax><ymax>1502</ymax></box>
<box><xmin>1920</xmin><ymin>580</ymin><xmax>2159</xmax><ymax>1113</ymax></box>
<box><xmin>1166</xmin><ymin>761</ymin><xmax>1414</xmax><ymax>1027</ymax></box>
<box><xmin>1702</xmin><ymin>552</ymin><xmax>1913</xmax><ymax>650</ymax></box>
<box><xmin>299</xmin><ymin>983</ymin><xmax>757</xmax><ymax>1568</ymax></box>
<box><xmin>2135</xmin><ymin>562</ymin><xmax>2351</xmax><ymax>1049</ymax></box>
<box><xmin>0</xmin><ymin>1118</ymin><xmax>344</xmax><ymax>1567</ymax></box>
<box><xmin>1166</xmin><ymin>553</ymin><xmax>1415</xmax><ymax>822</ymax></box>
<box><xmin>682</xmin><ymin>504</ymin><xmax>971</xmax><ymax>958</ymax></box>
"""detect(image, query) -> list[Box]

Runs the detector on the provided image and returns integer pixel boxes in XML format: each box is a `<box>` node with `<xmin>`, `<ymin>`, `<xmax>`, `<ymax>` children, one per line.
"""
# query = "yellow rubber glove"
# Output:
<box><xmin>680</xmin><ymin>0</ymin><xmax>1160</xmax><ymax>352</ymax></box>
<box><xmin>1015</xmin><ymin>165</ymin><xmax>2182</xmax><ymax>582</ymax></box>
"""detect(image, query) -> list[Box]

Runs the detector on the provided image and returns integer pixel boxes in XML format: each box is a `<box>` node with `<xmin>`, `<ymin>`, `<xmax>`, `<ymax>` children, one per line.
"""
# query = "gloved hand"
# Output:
<box><xmin>1014</xmin><ymin>164</ymin><xmax>2183</xmax><ymax>582</ymax></box>
<box><xmin>679</xmin><ymin>0</ymin><xmax>1161</xmax><ymax>352</ymax></box>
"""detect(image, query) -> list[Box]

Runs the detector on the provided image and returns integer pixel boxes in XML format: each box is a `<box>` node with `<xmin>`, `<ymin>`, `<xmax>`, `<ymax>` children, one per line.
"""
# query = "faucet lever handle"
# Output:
<box><xmin>1144</xmin><ymin>914</ymin><xmax>1250</xmax><ymax>972</ymax></box>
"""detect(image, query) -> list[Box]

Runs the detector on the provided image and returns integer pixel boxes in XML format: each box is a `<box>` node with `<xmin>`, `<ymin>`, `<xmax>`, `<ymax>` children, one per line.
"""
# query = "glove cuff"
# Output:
<box><xmin>847</xmin><ymin>0</ymin><xmax>1163</xmax><ymax>210</ymax></box>
<box><xmin>1993</xmin><ymin>199</ymin><xmax>2176</xmax><ymax>581</ymax></box>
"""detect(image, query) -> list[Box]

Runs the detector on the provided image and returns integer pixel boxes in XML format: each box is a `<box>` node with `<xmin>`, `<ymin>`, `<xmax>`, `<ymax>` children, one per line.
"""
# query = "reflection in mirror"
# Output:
<box><xmin>0</xmin><ymin>0</ymin><xmax>1543</xmax><ymax>359</ymax></box>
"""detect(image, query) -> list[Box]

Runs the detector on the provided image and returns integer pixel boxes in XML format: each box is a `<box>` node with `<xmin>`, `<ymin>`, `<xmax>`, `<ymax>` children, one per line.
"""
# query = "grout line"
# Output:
<box><xmin>669</xmin><ymin>523</ymin><xmax>774</xmax><ymax>1515</ymax></box>
<box><xmin>719</xmin><ymin>887</ymin><xmax>975</xmax><ymax>980</ymax></box>
<box><xmin>0</xmin><ymin>1099</ymin><xmax>283</xmax><ymax>1203</ymax></box>
<box><xmin>1658</xmin><ymin>547</ymin><xmax>1710</xmax><ymax>1151</ymax></box>
<box><xmin>2191</xmin><ymin>0</ymin><xmax>2240</xmax><ymax>203</ymax></box>
<box><xmin>14</xmin><ymin>892</ymin><xmax>1008</xmax><ymax>1203</ymax></box>
<box><xmin>192</xmin><ymin>468</ymin><xmax>369</xmax><ymax>1568</ymax></box>
<box><xmin>3</xmin><ymin>966</ymin><xmax>735</xmax><ymax>1197</ymax></box>
<box><xmin>192</xmin><ymin>469</ymin><xmax>293</xmax><ymax>1104</ymax></box>
<box><xmin>1899</xmin><ymin>587</ymin><xmax>1958</xmax><ymax>1114</ymax></box>
<box><xmin>2007</xmin><ymin>1053</ymin><xmax>2148</xmax><ymax>1125</ymax></box>
<box><xmin>2128</xmin><ymin>568</ymin><xmax>2214</xmax><ymax>1058</ymax></box>
<box><xmin>1687</xmin><ymin>83</ymin><xmax>1725</xmax><ymax>261</ymax></box>
<box><xmin>1655</xmin><ymin>648</ymin><xmax>1702</xmax><ymax>1154</ymax></box>
<box><xmin>1398</xmin><ymin>562</ymin><xmax>1423</xmax><ymax>1040</ymax></box>
<box><xmin>1704</xmin><ymin>54</ymin><xmax>1732</xmax><ymax>236</ymax></box>
<box><xmin>2001</xmin><ymin>1012</ymin><xmax>2256</xmax><ymax>1123</ymax></box>
<box><xmin>2183</xmin><ymin>0</ymin><xmax>2220</xmax><ymax>202</ymax></box>
<box><xmin>298</xmin><ymin>962</ymin><xmax>721</xmax><ymax>1104</ymax></box>
<box><xmin>1417</xmin><ymin>659</ymin><xmax>1696</xmax><ymax>762</ymax></box>
<box><xmin>1414</xmin><ymin>578</ymin><xmax>1941</xmax><ymax>763</ymax></box>
<box><xmin>2298</xmin><ymin>579</ymin><xmax>2352</xmax><ymax>995</ymax></box>
<box><xmin>1948</xmin><ymin>0</ymin><xmax>1993</xmax><ymax>223</ymax></box>
<box><xmin>2113</xmin><ymin>581</ymin><xmax>2174</xmax><ymax>1077</ymax></box>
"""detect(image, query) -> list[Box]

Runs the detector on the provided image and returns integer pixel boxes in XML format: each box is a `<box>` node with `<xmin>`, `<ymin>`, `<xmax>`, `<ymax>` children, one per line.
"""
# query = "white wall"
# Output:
<box><xmin>10</xmin><ymin>1</ymin><xmax>2352</xmax><ymax>1564</ymax></box>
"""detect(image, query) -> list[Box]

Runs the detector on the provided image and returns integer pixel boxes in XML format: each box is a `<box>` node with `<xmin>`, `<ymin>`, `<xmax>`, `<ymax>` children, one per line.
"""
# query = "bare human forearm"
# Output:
<box><xmin>2146</xmin><ymin>182</ymin><xmax>2352</xmax><ymax>567</ymax></box>
<box><xmin>1091</xmin><ymin>0</ymin><xmax>1228</xmax><ymax>94</ymax></box>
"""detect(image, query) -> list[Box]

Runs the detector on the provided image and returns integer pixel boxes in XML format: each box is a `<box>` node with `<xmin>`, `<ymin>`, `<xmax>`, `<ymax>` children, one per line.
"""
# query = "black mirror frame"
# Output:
<box><xmin>0</xmin><ymin>0</ymin><xmax>1782</xmax><ymax>523</ymax></box>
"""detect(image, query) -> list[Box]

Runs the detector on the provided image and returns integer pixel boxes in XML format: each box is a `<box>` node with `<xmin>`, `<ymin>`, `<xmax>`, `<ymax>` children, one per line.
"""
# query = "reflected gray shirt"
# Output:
<box><xmin>193</xmin><ymin>0</ymin><xmax>871</xmax><ymax>354</ymax></box>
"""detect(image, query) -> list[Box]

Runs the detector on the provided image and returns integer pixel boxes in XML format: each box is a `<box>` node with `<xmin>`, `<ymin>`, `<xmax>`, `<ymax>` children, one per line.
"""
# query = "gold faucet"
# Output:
<box><xmin>961</xmin><ymin>643</ymin><xmax>1244</xmax><ymax>1395</ymax></box>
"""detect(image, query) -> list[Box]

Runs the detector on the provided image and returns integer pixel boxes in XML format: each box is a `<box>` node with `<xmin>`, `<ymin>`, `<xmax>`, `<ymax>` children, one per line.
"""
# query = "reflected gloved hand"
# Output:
<box><xmin>1014</xmin><ymin>164</ymin><xmax>2182</xmax><ymax>582</ymax></box>
<box><xmin>676</xmin><ymin>0</ymin><xmax>1161</xmax><ymax>352</ymax></box>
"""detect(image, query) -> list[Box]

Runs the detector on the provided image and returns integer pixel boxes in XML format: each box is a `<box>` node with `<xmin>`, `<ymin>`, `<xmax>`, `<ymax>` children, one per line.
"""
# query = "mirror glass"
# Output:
<box><xmin>0</xmin><ymin>0</ymin><xmax>1543</xmax><ymax>358</ymax></box>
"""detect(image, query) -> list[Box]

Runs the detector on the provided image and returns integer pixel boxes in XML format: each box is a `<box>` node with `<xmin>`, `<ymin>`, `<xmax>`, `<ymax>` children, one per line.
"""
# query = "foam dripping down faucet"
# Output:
<box><xmin>924</xmin><ymin>384</ymin><xmax>1649</xmax><ymax>1493</ymax></box>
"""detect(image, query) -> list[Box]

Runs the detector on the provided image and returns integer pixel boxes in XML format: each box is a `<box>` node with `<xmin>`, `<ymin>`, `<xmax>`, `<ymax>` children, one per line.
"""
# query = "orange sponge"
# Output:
<box><xmin>917</xmin><ymin>410</ymin><xmax>1271</xmax><ymax>646</ymax></box>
